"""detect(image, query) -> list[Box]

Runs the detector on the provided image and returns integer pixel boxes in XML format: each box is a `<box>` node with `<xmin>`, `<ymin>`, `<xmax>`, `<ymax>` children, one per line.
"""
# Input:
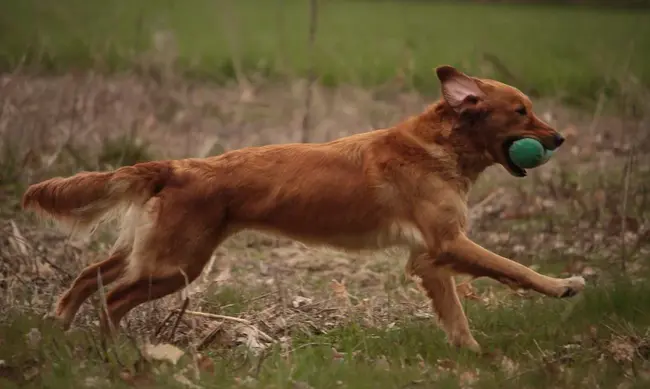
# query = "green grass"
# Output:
<box><xmin>2</xmin><ymin>278</ymin><xmax>649</xmax><ymax>389</ymax></box>
<box><xmin>1</xmin><ymin>0</ymin><xmax>649</xmax><ymax>106</ymax></box>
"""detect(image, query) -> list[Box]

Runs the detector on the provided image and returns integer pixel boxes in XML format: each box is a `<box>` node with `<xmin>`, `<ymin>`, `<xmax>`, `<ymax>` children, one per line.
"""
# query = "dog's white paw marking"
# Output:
<box><xmin>559</xmin><ymin>276</ymin><xmax>586</xmax><ymax>298</ymax></box>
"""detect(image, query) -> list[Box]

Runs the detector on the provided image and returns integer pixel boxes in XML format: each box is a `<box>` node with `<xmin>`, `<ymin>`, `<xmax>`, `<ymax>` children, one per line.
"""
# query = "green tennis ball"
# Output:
<box><xmin>508</xmin><ymin>138</ymin><xmax>554</xmax><ymax>169</ymax></box>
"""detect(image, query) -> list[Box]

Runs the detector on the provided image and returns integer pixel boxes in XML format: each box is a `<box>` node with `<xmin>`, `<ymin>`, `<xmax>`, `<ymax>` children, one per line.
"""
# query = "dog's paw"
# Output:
<box><xmin>559</xmin><ymin>276</ymin><xmax>586</xmax><ymax>298</ymax></box>
<box><xmin>41</xmin><ymin>310</ymin><xmax>66</xmax><ymax>330</ymax></box>
<box><xmin>449</xmin><ymin>333</ymin><xmax>482</xmax><ymax>353</ymax></box>
<box><xmin>50</xmin><ymin>298</ymin><xmax>73</xmax><ymax>330</ymax></box>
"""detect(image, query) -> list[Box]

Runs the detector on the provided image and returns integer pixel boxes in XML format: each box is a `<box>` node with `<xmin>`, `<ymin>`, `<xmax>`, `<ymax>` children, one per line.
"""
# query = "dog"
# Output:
<box><xmin>21</xmin><ymin>65</ymin><xmax>585</xmax><ymax>352</ymax></box>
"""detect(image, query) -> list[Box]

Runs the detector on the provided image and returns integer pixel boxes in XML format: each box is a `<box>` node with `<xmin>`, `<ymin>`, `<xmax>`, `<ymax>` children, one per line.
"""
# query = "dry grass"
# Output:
<box><xmin>1</xmin><ymin>71</ymin><xmax>649</xmax><ymax>388</ymax></box>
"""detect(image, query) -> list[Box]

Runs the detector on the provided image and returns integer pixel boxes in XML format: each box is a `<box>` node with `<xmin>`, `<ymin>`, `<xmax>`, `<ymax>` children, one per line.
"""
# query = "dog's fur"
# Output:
<box><xmin>22</xmin><ymin>65</ymin><xmax>585</xmax><ymax>351</ymax></box>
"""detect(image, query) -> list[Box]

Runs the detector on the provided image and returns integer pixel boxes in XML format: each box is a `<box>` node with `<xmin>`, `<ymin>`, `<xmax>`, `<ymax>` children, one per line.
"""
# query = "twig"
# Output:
<box><xmin>252</xmin><ymin>349</ymin><xmax>271</xmax><ymax>378</ymax></box>
<box><xmin>181</xmin><ymin>310</ymin><xmax>251</xmax><ymax>324</ymax></box>
<box><xmin>252</xmin><ymin>327</ymin><xmax>274</xmax><ymax>343</ymax></box>
<box><xmin>280</xmin><ymin>342</ymin><xmax>331</xmax><ymax>357</ymax></box>
<box><xmin>620</xmin><ymin>147</ymin><xmax>634</xmax><ymax>273</ymax></box>
<box><xmin>504</xmin><ymin>349</ymin><xmax>596</xmax><ymax>382</ymax></box>
<box><xmin>300</xmin><ymin>0</ymin><xmax>319</xmax><ymax>143</ymax></box>
<box><xmin>217</xmin><ymin>0</ymin><xmax>253</xmax><ymax>101</ymax></box>
<box><xmin>244</xmin><ymin>291</ymin><xmax>274</xmax><ymax>304</ymax></box>
<box><xmin>181</xmin><ymin>310</ymin><xmax>274</xmax><ymax>343</ymax></box>
<box><xmin>167</xmin><ymin>297</ymin><xmax>189</xmax><ymax>342</ymax></box>
<box><xmin>39</xmin><ymin>255</ymin><xmax>73</xmax><ymax>279</ymax></box>
<box><xmin>96</xmin><ymin>267</ymin><xmax>121</xmax><ymax>365</ymax></box>
<box><xmin>154</xmin><ymin>310</ymin><xmax>177</xmax><ymax>339</ymax></box>
<box><xmin>588</xmin><ymin>91</ymin><xmax>606</xmax><ymax>136</ymax></box>
<box><xmin>5</xmin><ymin>223</ymin><xmax>73</xmax><ymax>279</ymax></box>
<box><xmin>196</xmin><ymin>322</ymin><xmax>224</xmax><ymax>351</ymax></box>
<box><xmin>178</xmin><ymin>269</ymin><xmax>201</xmax><ymax>382</ymax></box>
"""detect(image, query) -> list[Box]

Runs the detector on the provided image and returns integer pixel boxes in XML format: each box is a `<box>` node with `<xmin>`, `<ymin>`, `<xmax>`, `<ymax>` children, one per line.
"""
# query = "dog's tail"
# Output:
<box><xmin>22</xmin><ymin>161</ymin><xmax>174</xmax><ymax>236</ymax></box>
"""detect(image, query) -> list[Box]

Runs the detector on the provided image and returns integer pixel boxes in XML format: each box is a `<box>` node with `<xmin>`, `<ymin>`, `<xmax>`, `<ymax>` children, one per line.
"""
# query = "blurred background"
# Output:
<box><xmin>1</xmin><ymin>1</ymin><xmax>650</xmax><ymax>388</ymax></box>
<box><xmin>2</xmin><ymin>0</ymin><xmax>649</xmax><ymax>102</ymax></box>
<box><xmin>1</xmin><ymin>0</ymin><xmax>649</xmax><ymax>156</ymax></box>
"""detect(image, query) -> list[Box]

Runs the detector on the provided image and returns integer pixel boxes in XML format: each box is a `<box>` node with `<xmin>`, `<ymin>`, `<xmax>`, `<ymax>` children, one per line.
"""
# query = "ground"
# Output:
<box><xmin>1</xmin><ymin>1</ymin><xmax>650</xmax><ymax>388</ymax></box>
<box><xmin>1</xmin><ymin>71</ymin><xmax>649</xmax><ymax>388</ymax></box>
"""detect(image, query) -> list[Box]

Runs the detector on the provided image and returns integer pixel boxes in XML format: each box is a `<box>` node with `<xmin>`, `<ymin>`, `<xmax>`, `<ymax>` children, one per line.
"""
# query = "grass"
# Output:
<box><xmin>1</xmin><ymin>6</ymin><xmax>649</xmax><ymax>385</ymax></box>
<box><xmin>1</xmin><ymin>278</ymin><xmax>649</xmax><ymax>389</ymax></box>
<box><xmin>1</xmin><ymin>0</ymin><xmax>649</xmax><ymax>106</ymax></box>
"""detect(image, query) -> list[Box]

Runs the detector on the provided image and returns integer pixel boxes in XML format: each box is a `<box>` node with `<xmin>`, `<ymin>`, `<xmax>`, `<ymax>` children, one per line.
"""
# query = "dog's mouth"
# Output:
<box><xmin>501</xmin><ymin>137</ymin><xmax>527</xmax><ymax>178</ymax></box>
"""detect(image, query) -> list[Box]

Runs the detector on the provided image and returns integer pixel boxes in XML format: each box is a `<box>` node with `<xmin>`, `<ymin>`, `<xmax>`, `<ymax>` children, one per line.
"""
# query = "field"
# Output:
<box><xmin>1</xmin><ymin>1</ymin><xmax>650</xmax><ymax>388</ymax></box>
<box><xmin>2</xmin><ymin>0</ymin><xmax>650</xmax><ymax>106</ymax></box>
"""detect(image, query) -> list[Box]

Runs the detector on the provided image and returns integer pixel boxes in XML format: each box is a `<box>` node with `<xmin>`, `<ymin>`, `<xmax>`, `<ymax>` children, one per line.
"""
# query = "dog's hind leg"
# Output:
<box><xmin>99</xmin><ymin>267</ymin><xmax>197</xmax><ymax>336</ymax></box>
<box><xmin>54</xmin><ymin>206</ymin><xmax>141</xmax><ymax>329</ymax></box>
<box><xmin>98</xmin><ymin>242</ymin><xmax>219</xmax><ymax>336</ymax></box>
<box><xmin>55</xmin><ymin>249</ymin><xmax>129</xmax><ymax>330</ymax></box>
<box><xmin>407</xmin><ymin>251</ymin><xmax>480</xmax><ymax>352</ymax></box>
<box><xmin>97</xmin><ymin>205</ymin><xmax>229</xmax><ymax>335</ymax></box>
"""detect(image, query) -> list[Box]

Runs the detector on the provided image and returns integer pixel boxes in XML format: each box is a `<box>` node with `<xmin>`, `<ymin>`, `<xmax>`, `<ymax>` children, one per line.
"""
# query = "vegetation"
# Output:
<box><xmin>1</xmin><ymin>0</ymin><xmax>649</xmax><ymax>106</ymax></box>
<box><xmin>2</xmin><ymin>278</ymin><xmax>650</xmax><ymax>388</ymax></box>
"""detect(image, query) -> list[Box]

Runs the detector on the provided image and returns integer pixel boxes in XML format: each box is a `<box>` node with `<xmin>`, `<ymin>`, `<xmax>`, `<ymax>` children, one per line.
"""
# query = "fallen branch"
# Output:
<box><xmin>180</xmin><ymin>310</ymin><xmax>274</xmax><ymax>343</ymax></box>
<box><xmin>154</xmin><ymin>310</ymin><xmax>177</xmax><ymax>338</ymax></box>
<box><xmin>196</xmin><ymin>323</ymin><xmax>224</xmax><ymax>351</ymax></box>
<box><xmin>180</xmin><ymin>310</ymin><xmax>251</xmax><ymax>324</ymax></box>
<box><xmin>168</xmin><ymin>297</ymin><xmax>190</xmax><ymax>342</ymax></box>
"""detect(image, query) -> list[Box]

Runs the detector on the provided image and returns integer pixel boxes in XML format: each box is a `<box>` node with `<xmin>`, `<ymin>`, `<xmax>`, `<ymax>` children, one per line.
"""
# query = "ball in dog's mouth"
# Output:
<box><xmin>502</xmin><ymin>138</ymin><xmax>527</xmax><ymax>177</ymax></box>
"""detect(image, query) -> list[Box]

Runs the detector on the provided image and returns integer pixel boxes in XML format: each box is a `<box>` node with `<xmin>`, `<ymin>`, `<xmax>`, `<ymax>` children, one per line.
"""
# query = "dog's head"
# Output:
<box><xmin>435</xmin><ymin>65</ymin><xmax>564</xmax><ymax>177</ymax></box>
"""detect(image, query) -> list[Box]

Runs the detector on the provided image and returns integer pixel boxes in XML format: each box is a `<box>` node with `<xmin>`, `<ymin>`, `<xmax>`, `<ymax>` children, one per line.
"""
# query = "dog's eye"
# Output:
<box><xmin>515</xmin><ymin>106</ymin><xmax>527</xmax><ymax>116</ymax></box>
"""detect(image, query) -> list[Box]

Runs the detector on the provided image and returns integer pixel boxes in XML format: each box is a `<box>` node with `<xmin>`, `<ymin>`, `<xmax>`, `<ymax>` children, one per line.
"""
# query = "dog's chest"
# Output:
<box><xmin>318</xmin><ymin>220</ymin><xmax>426</xmax><ymax>252</ymax></box>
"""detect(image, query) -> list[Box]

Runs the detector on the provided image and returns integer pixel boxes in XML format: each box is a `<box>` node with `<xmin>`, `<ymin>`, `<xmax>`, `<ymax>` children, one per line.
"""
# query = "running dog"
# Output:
<box><xmin>22</xmin><ymin>65</ymin><xmax>585</xmax><ymax>352</ymax></box>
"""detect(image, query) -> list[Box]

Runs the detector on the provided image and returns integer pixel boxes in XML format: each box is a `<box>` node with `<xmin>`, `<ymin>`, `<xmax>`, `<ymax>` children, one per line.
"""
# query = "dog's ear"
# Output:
<box><xmin>435</xmin><ymin>65</ymin><xmax>484</xmax><ymax>112</ymax></box>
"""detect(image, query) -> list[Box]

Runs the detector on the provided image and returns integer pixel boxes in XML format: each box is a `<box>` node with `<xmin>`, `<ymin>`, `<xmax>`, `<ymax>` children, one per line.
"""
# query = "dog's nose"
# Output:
<box><xmin>553</xmin><ymin>133</ymin><xmax>565</xmax><ymax>147</ymax></box>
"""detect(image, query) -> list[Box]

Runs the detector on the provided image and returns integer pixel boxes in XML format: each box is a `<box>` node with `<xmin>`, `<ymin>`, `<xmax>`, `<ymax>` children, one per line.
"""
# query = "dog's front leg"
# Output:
<box><xmin>406</xmin><ymin>251</ymin><xmax>481</xmax><ymax>352</ymax></box>
<box><xmin>438</xmin><ymin>233</ymin><xmax>585</xmax><ymax>298</ymax></box>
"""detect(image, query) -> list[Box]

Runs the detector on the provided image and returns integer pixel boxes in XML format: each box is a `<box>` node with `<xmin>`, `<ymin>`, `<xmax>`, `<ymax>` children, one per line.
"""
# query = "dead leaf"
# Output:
<box><xmin>119</xmin><ymin>369</ymin><xmax>155</xmax><ymax>387</ymax></box>
<box><xmin>499</xmin><ymin>355</ymin><xmax>518</xmax><ymax>377</ymax></box>
<box><xmin>581</xmin><ymin>266</ymin><xmax>597</xmax><ymax>277</ymax></box>
<box><xmin>607</xmin><ymin>215</ymin><xmax>640</xmax><ymax>234</ymax></box>
<box><xmin>607</xmin><ymin>336</ymin><xmax>636</xmax><ymax>364</ymax></box>
<box><xmin>142</xmin><ymin>343</ymin><xmax>185</xmax><ymax>365</ymax></box>
<box><xmin>22</xmin><ymin>366</ymin><xmax>39</xmax><ymax>381</ymax></box>
<box><xmin>459</xmin><ymin>369</ymin><xmax>479</xmax><ymax>388</ymax></box>
<box><xmin>234</xmin><ymin>376</ymin><xmax>257</xmax><ymax>387</ymax></box>
<box><xmin>174</xmin><ymin>372</ymin><xmax>202</xmax><ymax>389</ymax></box>
<box><xmin>330</xmin><ymin>279</ymin><xmax>351</xmax><ymax>306</ymax></box>
<box><xmin>237</xmin><ymin>325</ymin><xmax>269</xmax><ymax>354</ymax></box>
<box><xmin>84</xmin><ymin>376</ymin><xmax>110</xmax><ymax>388</ymax></box>
<box><xmin>436</xmin><ymin>358</ymin><xmax>457</xmax><ymax>372</ymax></box>
<box><xmin>331</xmin><ymin>347</ymin><xmax>345</xmax><ymax>362</ymax></box>
<box><xmin>214</xmin><ymin>266</ymin><xmax>232</xmax><ymax>283</ymax></box>
<box><xmin>292</xmin><ymin>380</ymin><xmax>314</xmax><ymax>389</ymax></box>
<box><xmin>9</xmin><ymin>220</ymin><xmax>29</xmax><ymax>256</ymax></box>
<box><xmin>196</xmin><ymin>354</ymin><xmax>214</xmax><ymax>373</ymax></box>
<box><xmin>291</xmin><ymin>295</ymin><xmax>313</xmax><ymax>308</ymax></box>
